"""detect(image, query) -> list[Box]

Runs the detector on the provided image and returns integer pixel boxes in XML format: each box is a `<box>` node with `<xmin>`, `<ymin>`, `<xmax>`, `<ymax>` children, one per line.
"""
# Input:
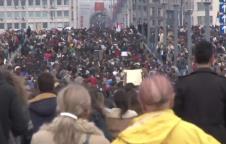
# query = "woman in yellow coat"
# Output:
<box><xmin>112</xmin><ymin>74</ymin><xmax>220</xmax><ymax>144</ymax></box>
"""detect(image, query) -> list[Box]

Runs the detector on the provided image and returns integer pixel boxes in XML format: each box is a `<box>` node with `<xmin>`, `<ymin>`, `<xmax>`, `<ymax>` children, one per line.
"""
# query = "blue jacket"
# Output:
<box><xmin>29</xmin><ymin>93</ymin><xmax>56</xmax><ymax>133</ymax></box>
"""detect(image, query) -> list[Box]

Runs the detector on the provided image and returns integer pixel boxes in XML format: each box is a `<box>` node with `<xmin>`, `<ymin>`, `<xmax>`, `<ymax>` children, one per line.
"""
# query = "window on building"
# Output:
<box><xmin>14</xmin><ymin>11</ymin><xmax>21</xmax><ymax>19</ymax></box>
<box><xmin>197</xmin><ymin>2</ymin><xmax>213</xmax><ymax>11</ymax></box>
<box><xmin>21</xmin><ymin>23</ymin><xmax>26</xmax><ymax>29</ymax></box>
<box><xmin>0</xmin><ymin>0</ymin><xmax>4</xmax><ymax>6</ymax></box>
<box><xmin>21</xmin><ymin>0</ymin><xmax>26</xmax><ymax>6</ymax></box>
<box><xmin>7</xmin><ymin>23</ymin><xmax>12</xmax><ymax>29</ymax></box>
<box><xmin>197</xmin><ymin>16</ymin><xmax>212</xmax><ymax>25</ymax></box>
<box><xmin>152</xmin><ymin>7</ymin><xmax>155</xmax><ymax>16</ymax></box>
<box><xmin>64</xmin><ymin>11</ymin><xmax>69</xmax><ymax>17</ymax></box>
<box><xmin>0</xmin><ymin>23</ymin><xmax>4</xmax><ymax>29</ymax></box>
<box><xmin>64</xmin><ymin>0</ymin><xmax>69</xmax><ymax>5</ymax></box>
<box><xmin>35</xmin><ymin>11</ymin><xmax>41</xmax><ymax>17</ymax></box>
<box><xmin>43</xmin><ymin>22</ymin><xmax>48</xmax><ymax>28</ymax></box>
<box><xmin>7</xmin><ymin>0</ymin><xmax>12</xmax><ymax>6</ymax></box>
<box><xmin>197</xmin><ymin>16</ymin><xmax>204</xmax><ymax>25</ymax></box>
<box><xmin>133</xmin><ymin>4</ymin><xmax>136</xmax><ymax>10</ymax></box>
<box><xmin>14</xmin><ymin>0</ymin><xmax>19</xmax><ymax>6</ymax></box>
<box><xmin>29</xmin><ymin>0</ymin><xmax>33</xmax><ymax>6</ymax></box>
<box><xmin>0</xmin><ymin>12</ymin><xmax>4</xmax><ymax>19</ymax></box>
<box><xmin>158</xmin><ymin>20</ymin><xmax>161</xmax><ymax>25</ymax></box>
<box><xmin>21</xmin><ymin>11</ymin><xmax>26</xmax><ymax>18</ymax></box>
<box><xmin>64</xmin><ymin>22</ymin><xmax>69</xmax><ymax>27</ymax></box>
<box><xmin>57</xmin><ymin>11</ymin><xmax>62</xmax><ymax>17</ymax></box>
<box><xmin>15</xmin><ymin>23</ymin><xmax>19</xmax><ymax>29</ymax></box>
<box><xmin>28</xmin><ymin>11</ymin><xmax>34</xmax><ymax>18</ymax></box>
<box><xmin>50</xmin><ymin>0</ymin><xmax>54</xmax><ymax>5</ymax></box>
<box><xmin>50</xmin><ymin>11</ymin><xmax>55</xmax><ymax>18</ymax></box>
<box><xmin>144</xmin><ymin>6</ymin><xmax>147</xmax><ymax>11</ymax></box>
<box><xmin>35</xmin><ymin>0</ymin><xmax>40</xmax><ymax>5</ymax></box>
<box><xmin>57</xmin><ymin>0</ymin><xmax>61</xmax><ymax>5</ymax></box>
<box><xmin>42</xmin><ymin>0</ymin><xmax>47</xmax><ymax>6</ymax></box>
<box><xmin>7</xmin><ymin>12</ymin><xmax>13</xmax><ymax>18</ymax></box>
<box><xmin>42</xmin><ymin>12</ymin><xmax>48</xmax><ymax>18</ymax></box>
<box><xmin>197</xmin><ymin>2</ymin><xmax>204</xmax><ymax>11</ymax></box>
<box><xmin>158</xmin><ymin>8</ymin><xmax>161</xmax><ymax>16</ymax></box>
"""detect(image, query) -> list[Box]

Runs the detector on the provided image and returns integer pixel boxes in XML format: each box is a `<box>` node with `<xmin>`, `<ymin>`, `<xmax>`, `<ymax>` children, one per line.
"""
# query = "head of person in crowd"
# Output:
<box><xmin>0</xmin><ymin>52</ymin><xmax>4</xmax><ymax>66</ymax></box>
<box><xmin>88</xmin><ymin>86</ymin><xmax>105</xmax><ymax>115</ymax></box>
<box><xmin>14</xmin><ymin>66</ymin><xmax>22</xmax><ymax>76</ymax></box>
<box><xmin>194</xmin><ymin>40</ymin><xmax>215</xmax><ymax>68</ymax></box>
<box><xmin>112</xmin><ymin>74</ymin><xmax>220</xmax><ymax>144</ymax></box>
<box><xmin>0</xmin><ymin>69</ymin><xmax>28</xmax><ymax>104</ymax></box>
<box><xmin>31</xmin><ymin>84</ymin><xmax>110</xmax><ymax>144</ymax></box>
<box><xmin>104</xmin><ymin>88</ymin><xmax>138</xmax><ymax>139</ymax></box>
<box><xmin>37</xmin><ymin>72</ymin><xmax>55</xmax><ymax>93</ymax></box>
<box><xmin>29</xmin><ymin>72</ymin><xmax>57</xmax><ymax>133</ymax></box>
<box><xmin>113</xmin><ymin>89</ymin><xmax>131</xmax><ymax>118</ymax></box>
<box><xmin>127</xmin><ymin>89</ymin><xmax>142</xmax><ymax>115</ymax></box>
<box><xmin>139</xmin><ymin>74</ymin><xmax>175</xmax><ymax>112</ymax></box>
<box><xmin>87</xmin><ymin>86</ymin><xmax>113</xmax><ymax>141</ymax></box>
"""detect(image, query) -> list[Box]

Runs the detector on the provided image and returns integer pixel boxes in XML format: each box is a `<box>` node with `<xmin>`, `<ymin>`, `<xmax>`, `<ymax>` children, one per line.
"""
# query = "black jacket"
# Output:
<box><xmin>29</xmin><ymin>93</ymin><xmax>56</xmax><ymax>133</ymax></box>
<box><xmin>0</xmin><ymin>76</ymin><xmax>29</xmax><ymax>144</ymax></box>
<box><xmin>174</xmin><ymin>68</ymin><xmax>226</xmax><ymax>143</ymax></box>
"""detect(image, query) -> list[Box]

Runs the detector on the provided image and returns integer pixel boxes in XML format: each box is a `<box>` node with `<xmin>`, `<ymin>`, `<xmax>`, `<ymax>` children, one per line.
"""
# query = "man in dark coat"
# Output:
<box><xmin>0</xmin><ymin>73</ymin><xmax>30</xmax><ymax>144</ymax></box>
<box><xmin>29</xmin><ymin>72</ymin><xmax>56</xmax><ymax>133</ymax></box>
<box><xmin>174</xmin><ymin>40</ymin><xmax>226</xmax><ymax>143</ymax></box>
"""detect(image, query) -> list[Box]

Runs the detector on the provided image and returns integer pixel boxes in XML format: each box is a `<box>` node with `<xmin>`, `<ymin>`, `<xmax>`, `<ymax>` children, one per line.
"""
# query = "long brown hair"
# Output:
<box><xmin>0</xmin><ymin>69</ymin><xmax>28</xmax><ymax>104</ymax></box>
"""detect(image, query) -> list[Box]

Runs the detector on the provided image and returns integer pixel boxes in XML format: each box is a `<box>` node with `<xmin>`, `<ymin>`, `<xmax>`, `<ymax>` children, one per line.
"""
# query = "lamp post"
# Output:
<box><xmin>147</xmin><ymin>0</ymin><xmax>151</xmax><ymax>46</ymax></box>
<box><xmin>184</xmin><ymin>1</ymin><xmax>193</xmax><ymax>73</ymax></box>
<box><xmin>180</xmin><ymin>0</ymin><xmax>184</xmax><ymax>26</ymax></box>
<box><xmin>162</xmin><ymin>0</ymin><xmax>168</xmax><ymax>49</ymax></box>
<box><xmin>174</xmin><ymin>0</ymin><xmax>180</xmax><ymax>66</ymax></box>
<box><xmin>203</xmin><ymin>0</ymin><xmax>211</xmax><ymax>41</ymax></box>
<box><xmin>153</xmin><ymin>0</ymin><xmax>159</xmax><ymax>50</ymax></box>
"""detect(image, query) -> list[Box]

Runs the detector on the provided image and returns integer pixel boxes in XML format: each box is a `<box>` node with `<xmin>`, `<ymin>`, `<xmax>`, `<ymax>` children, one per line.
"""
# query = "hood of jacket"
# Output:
<box><xmin>117</xmin><ymin>109</ymin><xmax>181</xmax><ymax>144</ymax></box>
<box><xmin>29</xmin><ymin>93</ymin><xmax>56</xmax><ymax>117</ymax></box>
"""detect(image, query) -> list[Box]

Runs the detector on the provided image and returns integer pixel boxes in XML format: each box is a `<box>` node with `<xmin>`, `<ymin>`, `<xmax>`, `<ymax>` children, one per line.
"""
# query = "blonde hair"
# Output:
<box><xmin>42</xmin><ymin>84</ymin><xmax>93</xmax><ymax>144</ymax></box>
<box><xmin>139</xmin><ymin>74</ymin><xmax>175</xmax><ymax>111</ymax></box>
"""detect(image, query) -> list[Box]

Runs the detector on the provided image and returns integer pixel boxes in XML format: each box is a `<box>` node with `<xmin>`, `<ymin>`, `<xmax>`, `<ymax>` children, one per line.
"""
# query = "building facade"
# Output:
<box><xmin>192</xmin><ymin>0</ymin><xmax>219</xmax><ymax>25</ymax></box>
<box><xmin>0</xmin><ymin>0</ymin><xmax>74</xmax><ymax>30</ymax></box>
<box><xmin>115</xmin><ymin>0</ymin><xmax>183</xmax><ymax>28</ymax></box>
<box><xmin>115</xmin><ymin>0</ymin><xmax>219</xmax><ymax>27</ymax></box>
<box><xmin>77</xmin><ymin>0</ymin><xmax>113</xmax><ymax>28</ymax></box>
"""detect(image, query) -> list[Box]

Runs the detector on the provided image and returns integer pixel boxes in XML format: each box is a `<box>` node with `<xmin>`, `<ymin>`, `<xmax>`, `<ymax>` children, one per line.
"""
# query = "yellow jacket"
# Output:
<box><xmin>112</xmin><ymin>109</ymin><xmax>220</xmax><ymax>144</ymax></box>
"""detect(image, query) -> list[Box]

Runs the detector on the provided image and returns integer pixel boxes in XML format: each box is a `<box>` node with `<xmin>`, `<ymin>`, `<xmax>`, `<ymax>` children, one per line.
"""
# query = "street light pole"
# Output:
<box><xmin>174</xmin><ymin>0</ymin><xmax>179</xmax><ymax>66</ymax></box>
<box><xmin>203</xmin><ymin>0</ymin><xmax>211</xmax><ymax>41</ymax></box>
<box><xmin>162</xmin><ymin>0</ymin><xmax>168</xmax><ymax>49</ymax></box>
<box><xmin>153</xmin><ymin>0</ymin><xmax>159</xmax><ymax>50</ymax></box>
<box><xmin>147</xmin><ymin>0</ymin><xmax>151</xmax><ymax>46</ymax></box>
<box><xmin>185</xmin><ymin>9</ymin><xmax>193</xmax><ymax>73</ymax></box>
<box><xmin>141</xmin><ymin>0</ymin><xmax>145</xmax><ymax>36</ymax></box>
<box><xmin>180</xmin><ymin>0</ymin><xmax>184</xmax><ymax>26</ymax></box>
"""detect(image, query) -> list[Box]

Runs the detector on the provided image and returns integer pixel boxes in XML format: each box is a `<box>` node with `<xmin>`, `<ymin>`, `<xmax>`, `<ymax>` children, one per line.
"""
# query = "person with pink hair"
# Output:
<box><xmin>112</xmin><ymin>74</ymin><xmax>220</xmax><ymax>144</ymax></box>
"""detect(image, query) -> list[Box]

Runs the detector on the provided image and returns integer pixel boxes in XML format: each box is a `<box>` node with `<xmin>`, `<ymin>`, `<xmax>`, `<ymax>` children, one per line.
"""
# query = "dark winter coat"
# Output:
<box><xmin>174</xmin><ymin>68</ymin><xmax>226</xmax><ymax>143</ymax></box>
<box><xmin>29</xmin><ymin>93</ymin><xmax>56</xmax><ymax>133</ymax></box>
<box><xmin>0</xmin><ymin>75</ymin><xmax>29</xmax><ymax>144</ymax></box>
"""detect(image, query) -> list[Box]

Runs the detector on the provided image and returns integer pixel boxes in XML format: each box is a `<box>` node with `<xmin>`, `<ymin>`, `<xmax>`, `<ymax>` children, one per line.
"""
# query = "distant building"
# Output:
<box><xmin>0</xmin><ymin>0</ymin><xmax>114</xmax><ymax>31</ymax></box>
<box><xmin>115</xmin><ymin>0</ymin><xmax>219</xmax><ymax>27</ymax></box>
<box><xmin>77</xmin><ymin>0</ymin><xmax>113</xmax><ymax>28</ymax></box>
<box><xmin>192</xmin><ymin>0</ymin><xmax>219</xmax><ymax>25</ymax></box>
<box><xmin>0</xmin><ymin>0</ymin><xmax>74</xmax><ymax>31</ymax></box>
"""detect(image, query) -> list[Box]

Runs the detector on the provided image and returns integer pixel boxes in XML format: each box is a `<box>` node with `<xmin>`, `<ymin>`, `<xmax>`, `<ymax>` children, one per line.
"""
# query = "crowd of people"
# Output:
<box><xmin>0</xmin><ymin>25</ymin><xmax>226</xmax><ymax>144</ymax></box>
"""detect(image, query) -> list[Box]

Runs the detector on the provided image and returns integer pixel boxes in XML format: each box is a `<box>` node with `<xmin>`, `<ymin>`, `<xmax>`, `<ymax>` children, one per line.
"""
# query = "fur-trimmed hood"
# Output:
<box><xmin>31</xmin><ymin>117</ymin><xmax>110</xmax><ymax>144</ymax></box>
